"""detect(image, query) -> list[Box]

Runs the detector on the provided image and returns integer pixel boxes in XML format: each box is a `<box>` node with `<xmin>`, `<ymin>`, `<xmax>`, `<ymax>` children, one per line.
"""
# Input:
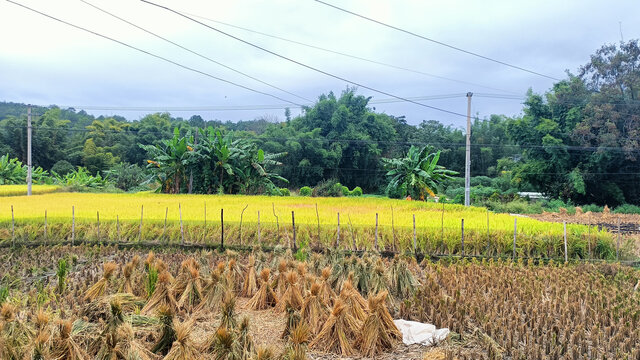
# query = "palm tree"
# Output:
<box><xmin>381</xmin><ymin>146</ymin><xmax>457</xmax><ymax>200</ymax></box>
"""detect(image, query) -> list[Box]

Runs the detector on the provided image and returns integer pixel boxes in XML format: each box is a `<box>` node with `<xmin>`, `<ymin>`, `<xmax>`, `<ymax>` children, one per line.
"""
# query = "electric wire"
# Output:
<box><xmin>179</xmin><ymin>11</ymin><xmax>518</xmax><ymax>95</ymax></box>
<box><xmin>5</xmin><ymin>0</ymin><xmax>304</xmax><ymax>107</ymax></box>
<box><xmin>79</xmin><ymin>0</ymin><xmax>312</xmax><ymax>103</ymax></box>
<box><xmin>313</xmin><ymin>0</ymin><xmax>561</xmax><ymax>81</ymax></box>
<box><xmin>140</xmin><ymin>0</ymin><xmax>470</xmax><ymax>119</ymax></box>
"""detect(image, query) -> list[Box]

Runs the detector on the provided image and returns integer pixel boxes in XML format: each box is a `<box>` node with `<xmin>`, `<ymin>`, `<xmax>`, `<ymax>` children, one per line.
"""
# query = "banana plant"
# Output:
<box><xmin>140</xmin><ymin>127</ymin><xmax>195</xmax><ymax>194</ymax></box>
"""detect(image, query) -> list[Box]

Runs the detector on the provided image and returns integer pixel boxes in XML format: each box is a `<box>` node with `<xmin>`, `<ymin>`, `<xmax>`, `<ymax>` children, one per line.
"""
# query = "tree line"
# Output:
<box><xmin>0</xmin><ymin>40</ymin><xmax>639</xmax><ymax>206</ymax></box>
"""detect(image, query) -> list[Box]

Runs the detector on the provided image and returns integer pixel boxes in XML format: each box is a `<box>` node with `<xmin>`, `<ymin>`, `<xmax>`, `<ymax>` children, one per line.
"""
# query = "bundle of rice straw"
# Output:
<box><xmin>272</xmin><ymin>260</ymin><xmax>288</xmax><ymax>297</ymax></box>
<box><xmin>283</xmin><ymin>323</ymin><xmax>310</xmax><ymax>360</ymax></box>
<box><xmin>151</xmin><ymin>305</ymin><xmax>176</xmax><ymax>355</ymax></box>
<box><xmin>142</xmin><ymin>271</ymin><xmax>177</xmax><ymax>315</ymax></box>
<box><xmin>203</xmin><ymin>327</ymin><xmax>241</xmax><ymax>359</ymax></box>
<box><xmin>318</xmin><ymin>267</ymin><xmax>335</xmax><ymax>306</ymax></box>
<box><xmin>252</xmin><ymin>346</ymin><xmax>276</xmax><ymax>360</ymax></box>
<box><xmin>300</xmin><ymin>282</ymin><xmax>329</xmax><ymax>335</ymax></box>
<box><xmin>84</xmin><ymin>262</ymin><xmax>118</xmax><ymax>301</ymax></box>
<box><xmin>281</xmin><ymin>300</ymin><xmax>301</xmax><ymax>339</ymax></box>
<box><xmin>237</xmin><ymin>316</ymin><xmax>254</xmax><ymax>356</ymax></box>
<box><xmin>241</xmin><ymin>256</ymin><xmax>258</xmax><ymax>298</ymax></box>
<box><xmin>121</xmin><ymin>262</ymin><xmax>135</xmax><ymax>294</ymax></box>
<box><xmin>218</xmin><ymin>291</ymin><xmax>238</xmax><ymax>331</ymax></box>
<box><xmin>309</xmin><ymin>299</ymin><xmax>361</xmax><ymax>356</ymax></box>
<box><xmin>275</xmin><ymin>271</ymin><xmax>304</xmax><ymax>312</ymax></box>
<box><xmin>81</xmin><ymin>293</ymin><xmax>144</xmax><ymax>323</ymax></box>
<box><xmin>339</xmin><ymin>279</ymin><xmax>368</xmax><ymax>322</ymax></box>
<box><xmin>356</xmin><ymin>290</ymin><xmax>402</xmax><ymax>356</ymax></box>
<box><xmin>50</xmin><ymin>320</ymin><xmax>89</xmax><ymax>360</ymax></box>
<box><xmin>247</xmin><ymin>269</ymin><xmax>278</xmax><ymax>310</ymax></box>
<box><xmin>296</xmin><ymin>262</ymin><xmax>310</xmax><ymax>294</ymax></box>
<box><xmin>227</xmin><ymin>258</ymin><xmax>244</xmax><ymax>292</ymax></box>
<box><xmin>196</xmin><ymin>268</ymin><xmax>229</xmax><ymax>314</ymax></box>
<box><xmin>176</xmin><ymin>265</ymin><xmax>202</xmax><ymax>313</ymax></box>
<box><xmin>172</xmin><ymin>258</ymin><xmax>199</xmax><ymax>299</ymax></box>
<box><xmin>163</xmin><ymin>318</ymin><xmax>202</xmax><ymax>360</ymax></box>
<box><xmin>0</xmin><ymin>303</ymin><xmax>32</xmax><ymax>359</ymax></box>
<box><xmin>114</xmin><ymin>323</ymin><xmax>156</xmax><ymax>360</ymax></box>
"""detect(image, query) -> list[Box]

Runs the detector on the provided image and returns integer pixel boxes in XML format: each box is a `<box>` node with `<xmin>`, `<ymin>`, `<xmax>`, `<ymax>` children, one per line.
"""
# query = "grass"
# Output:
<box><xmin>0</xmin><ymin>192</ymin><xmax>621</xmax><ymax>259</ymax></box>
<box><xmin>0</xmin><ymin>185</ymin><xmax>60</xmax><ymax>197</ymax></box>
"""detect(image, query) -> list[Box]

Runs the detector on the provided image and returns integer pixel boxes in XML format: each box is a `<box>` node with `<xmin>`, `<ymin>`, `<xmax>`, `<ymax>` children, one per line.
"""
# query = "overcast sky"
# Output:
<box><xmin>1</xmin><ymin>0</ymin><xmax>639</xmax><ymax>127</ymax></box>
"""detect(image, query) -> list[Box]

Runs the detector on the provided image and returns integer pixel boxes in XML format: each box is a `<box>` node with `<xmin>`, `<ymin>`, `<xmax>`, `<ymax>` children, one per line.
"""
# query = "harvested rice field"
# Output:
<box><xmin>0</xmin><ymin>244</ymin><xmax>639</xmax><ymax>359</ymax></box>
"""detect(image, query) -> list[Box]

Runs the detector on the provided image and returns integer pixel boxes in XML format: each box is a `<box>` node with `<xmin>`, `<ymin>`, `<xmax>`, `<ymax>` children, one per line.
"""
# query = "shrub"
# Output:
<box><xmin>312</xmin><ymin>179</ymin><xmax>343</xmax><ymax>197</ymax></box>
<box><xmin>581</xmin><ymin>204</ymin><xmax>603</xmax><ymax>213</ymax></box>
<box><xmin>104</xmin><ymin>163</ymin><xmax>148</xmax><ymax>192</ymax></box>
<box><xmin>299</xmin><ymin>186</ymin><xmax>312</xmax><ymax>196</ymax></box>
<box><xmin>280</xmin><ymin>188</ymin><xmax>291</xmax><ymax>196</ymax></box>
<box><xmin>51</xmin><ymin>160</ymin><xmax>75</xmax><ymax>176</ymax></box>
<box><xmin>350</xmin><ymin>186</ymin><xmax>363</xmax><ymax>196</ymax></box>
<box><xmin>341</xmin><ymin>185</ymin><xmax>350</xmax><ymax>197</ymax></box>
<box><xmin>613</xmin><ymin>204</ymin><xmax>640</xmax><ymax>214</ymax></box>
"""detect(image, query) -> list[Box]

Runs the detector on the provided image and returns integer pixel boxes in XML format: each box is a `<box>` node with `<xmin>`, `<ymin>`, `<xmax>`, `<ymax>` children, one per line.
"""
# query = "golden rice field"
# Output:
<box><xmin>0</xmin><ymin>191</ymin><xmax>622</xmax><ymax>259</ymax></box>
<box><xmin>0</xmin><ymin>184</ymin><xmax>60</xmax><ymax>197</ymax></box>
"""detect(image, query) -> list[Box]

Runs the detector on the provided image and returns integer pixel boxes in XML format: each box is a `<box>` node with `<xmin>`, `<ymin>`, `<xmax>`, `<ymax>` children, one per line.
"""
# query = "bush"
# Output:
<box><xmin>350</xmin><ymin>186</ymin><xmax>363</xmax><ymax>196</ymax></box>
<box><xmin>471</xmin><ymin>176</ymin><xmax>493</xmax><ymax>187</ymax></box>
<box><xmin>299</xmin><ymin>186</ymin><xmax>312</xmax><ymax>196</ymax></box>
<box><xmin>280</xmin><ymin>188</ymin><xmax>290</xmax><ymax>196</ymax></box>
<box><xmin>103</xmin><ymin>163</ymin><xmax>148</xmax><ymax>192</ymax></box>
<box><xmin>581</xmin><ymin>204</ymin><xmax>603</xmax><ymax>213</ymax></box>
<box><xmin>613</xmin><ymin>204</ymin><xmax>640</xmax><ymax>214</ymax></box>
<box><xmin>51</xmin><ymin>160</ymin><xmax>75</xmax><ymax>177</ymax></box>
<box><xmin>341</xmin><ymin>185</ymin><xmax>350</xmax><ymax>197</ymax></box>
<box><xmin>312</xmin><ymin>179</ymin><xmax>343</xmax><ymax>197</ymax></box>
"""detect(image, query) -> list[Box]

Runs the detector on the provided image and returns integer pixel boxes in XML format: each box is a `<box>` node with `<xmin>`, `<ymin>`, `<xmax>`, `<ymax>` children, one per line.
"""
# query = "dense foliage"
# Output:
<box><xmin>1</xmin><ymin>40</ymin><xmax>639</xmax><ymax>204</ymax></box>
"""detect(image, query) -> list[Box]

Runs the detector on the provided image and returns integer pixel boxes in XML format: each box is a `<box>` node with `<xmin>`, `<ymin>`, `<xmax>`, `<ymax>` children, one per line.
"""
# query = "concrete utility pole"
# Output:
<box><xmin>464</xmin><ymin>93</ymin><xmax>472</xmax><ymax>207</ymax></box>
<box><xmin>27</xmin><ymin>106</ymin><xmax>32</xmax><ymax>196</ymax></box>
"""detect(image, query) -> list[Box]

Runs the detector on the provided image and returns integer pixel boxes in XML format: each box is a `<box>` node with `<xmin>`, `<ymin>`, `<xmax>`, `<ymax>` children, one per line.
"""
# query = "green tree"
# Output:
<box><xmin>140</xmin><ymin>127</ymin><xmax>195</xmax><ymax>194</ymax></box>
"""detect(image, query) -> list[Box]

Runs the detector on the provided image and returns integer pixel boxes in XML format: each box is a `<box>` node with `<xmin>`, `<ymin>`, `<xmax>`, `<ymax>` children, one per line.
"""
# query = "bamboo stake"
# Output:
<box><xmin>441</xmin><ymin>202</ymin><xmax>445</xmax><ymax>252</ymax></box>
<box><xmin>203</xmin><ymin>201</ymin><xmax>207</xmax><ymax>243</ymax></box>
<box><xmin>587</xmin><ymin>220</ymin><xmax>591</xmax><ymax>259</ymax></box>
<box><xmin>138</xmin><ymin>205</ymin><xmax>143</xmax><ymax>242</ymax></box>
<box><xmin>11</xmin><ymin>205</ymin><xmax>15</xmax><ymax>247</ymax></box>
<box><xmin>71</xmin><ymin>206</ymin><xmax>75</xmax><ymax>245</ymax></box>
<box><xmin>374</xmin><ymin>213</ymin><xmax>379</xmax><ymax>251</ymax></box>
<box><xmin>221</xmin><ymin>208</ymin><xmax>224</xmax><ymax>250</ymax></box>
<box><xmin>461</xmin><ymin>218</ymin><xmax>464</xmax><ymax>256</ymax></box>
<box><xmin>117</xmin><ymin>215</ymin><xmax>120</xmax><ymax>242</ymax></box>
<box><xmin>348</xmin><ymin>214</ymin><xmax>356</xmax><ymax>251</ymax></box>
<box><xmin>336</xmin><ymin>212</ymin><xmax>340</xmax><ymax>248</ymax></box>
<box><xmin>239</xmin><ymin>204</ymin><xmax>248</xmax><ymax>245</ymax></box>
<box><xmin>257</xmin><ymin>210</ymin><xmax>261</xmax><ymax>243</ymax></box>
<box><xmin>179</xmin><ymin>203</ymin><xmax>184</xmax><ymax>245</ymax></box>
<box><xmin>617</xmin><ymin>218</ymin><xmax>621</xmax><ymax>261</ymax></box>
<box><xmin>44</xmin><ymin>210</ymin><xmax>47</xmax><ymax>240</ymax></box>
<box><xmin>163</xmin><ymin>207</ymin><xmax>168</xmax><ymax>241</ymax></box>
<box><xmin>486</xmin><ymin>209</ymin><xmax>490</xmax><ymax>255</ymax></box>
<box><xmin>563</xmin><ymin>221</ymin><xmax>568</xmax><ymax>262</ymax></box>
<box><xmin>292</xmin><ymin>211</ymin><xmax>297</xmax><ymax>252</ymax></box>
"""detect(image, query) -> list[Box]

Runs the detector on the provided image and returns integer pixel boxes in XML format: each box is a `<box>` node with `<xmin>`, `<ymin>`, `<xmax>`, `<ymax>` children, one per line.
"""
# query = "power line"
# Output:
<box><xmin>5</xmin><ymin>0</ymin><xmax>304</xmax><ymax>107</ymax></box>
<box><xmin>313</xmin><ymin>0</ymin><xmax>561</xmax><ymax>81</ymax></box>
<box><xmin>180</xmin><ymin>11</ymin><xmax>518</xmax><ymax>95</ymax></box>
<box><xmin>79</xmin><ymin>0</ymin><xmax>311</xmax><ymax>103</ymax></box>
<box><xmin>140</xmin><ymin>0</ymin><xmax>470</xmax><ymax>119</ymax></box>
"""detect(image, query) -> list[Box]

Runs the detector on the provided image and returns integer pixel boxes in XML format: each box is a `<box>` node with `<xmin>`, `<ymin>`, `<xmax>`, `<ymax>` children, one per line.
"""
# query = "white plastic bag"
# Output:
<box><xmin>393</xmin><ymin>319</ymin><xmax>449</xmax><ymax>346</ymax></box>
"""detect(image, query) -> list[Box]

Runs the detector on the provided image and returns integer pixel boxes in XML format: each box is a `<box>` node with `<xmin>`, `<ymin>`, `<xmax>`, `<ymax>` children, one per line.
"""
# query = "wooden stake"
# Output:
<box><xmin>220</xmin><ymin>208</ymin><xmax>224</xmax><ymax>250</ymax></box>
<box><xmin>240</xmin><ymin>204</ymin><xmax>248</xmax><ymax>245</ymax></box>
<box><xmin>391</xmin><ymin>206</ymin><xmax>397</xmax><ymax>251</ymax></box>
<box><xmin>179</xmin><ymin>203</ymin><xmax>184</xmax><ymax>245</ymax></box>
<box><xmin>461</xmin><ymin>218</ymin><xmax>465</xmax><ymax>256</ymax></box>
<box><xmin>272</xmin><ymin>203</ymin><xmax>280</xmax><ymax>243</ymax></box>
<box><xmin>348</xmin><ymin>214</ymin><xmax>356</xmax><ymax>251</ymax></box>
<box><xmin>413</xmin><ymin>214</ymin><xmax>417</xmax><ymax>254</ymax></box>
<box><xmin>587</xmin><ymin>221</ymin><xmax>591</xmax><ymax>259</ymax></box>
<box><xmin>336</xmin><ymin>212</ymin><xmax>340</xmax><ymax>248</ymax></box>
<box><xmin>441</xmin><ymin>202</ymin><xmax>445</xmax><ymax>252</ymax></box>
<box><xmin>11</xmin><ymin>205</ymin><xmax>15</xmax><ymax>247</ymax></box>
<box><xmin>374</xmin><ymin>213</ymin><xmax>379</xmax><ymax>251</ymax></box>
<box><xmin>617</xmin><ymin>218</ymin><xmax>621</xmax><ymax>261</ymax></box>
<box><xmin>203</xmin><ymin>201</ymin><xmax>207</xmax><ymax>243</ymax></box>
<box><xmin>163</xmin><ymin>207</ymin><xmax>168</xmax><ymax>241</ymax></box>
<box><xmin>315</xmin><ymin>203</ymin><xmax>320</xmax><ymax>243</ymax></box>
<box><xmin>257</xmin><ymin>210</ymin><xmax>261</xmax><ymax>243</ymax></box>
<box><xmin>44</xmin><ymin>210</ymin><xmax>47</xmax><ymax>240</ymax></box>
<box><xmin>291</xmin><ymin>211</ymin><xmax>297</xmax><ymax>252</ymax></box>
<box><xmin>117</xmin><ymin>215</ymin><xmax>120</xmax><ymax>242</ymax></box>
<box><xmin>97</xmin><ymin>211</ymin><xmax>100</xmax><ymax>242</ymax></box>
<box><xmin>486</xmin><ymin>209</ymin><xmax>490</xmax><ymax>255</ymax></box>
<box><xmin>138</xmin><ymin>205</ymin><xmax>143</xmax><ymax>242</ymax></box>
<box><xmin>71</xmin><ymin>206</ymin><xmax>75</xmax><ymax>245</ymax></box>
<box><xmin>513</xmin><ymin>218</ymin><xmax>517</xmax><ymax>260</ymax></box>
<box><xmin>563</xmin><ymin>221</ymin><xmax>568</xmax><ymax>262</ymax></box>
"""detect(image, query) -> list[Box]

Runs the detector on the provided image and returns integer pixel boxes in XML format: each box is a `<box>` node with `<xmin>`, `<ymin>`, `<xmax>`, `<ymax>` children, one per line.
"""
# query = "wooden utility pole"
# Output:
<box><xmin>27</xmin><ymin>107</ymin><xmax>32</xmax><ymax>196</ymax></box>
<box><xmin>464</xmin><ymin>93</ymin><xmax>472</xmax><ymax>207</ymax></box>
